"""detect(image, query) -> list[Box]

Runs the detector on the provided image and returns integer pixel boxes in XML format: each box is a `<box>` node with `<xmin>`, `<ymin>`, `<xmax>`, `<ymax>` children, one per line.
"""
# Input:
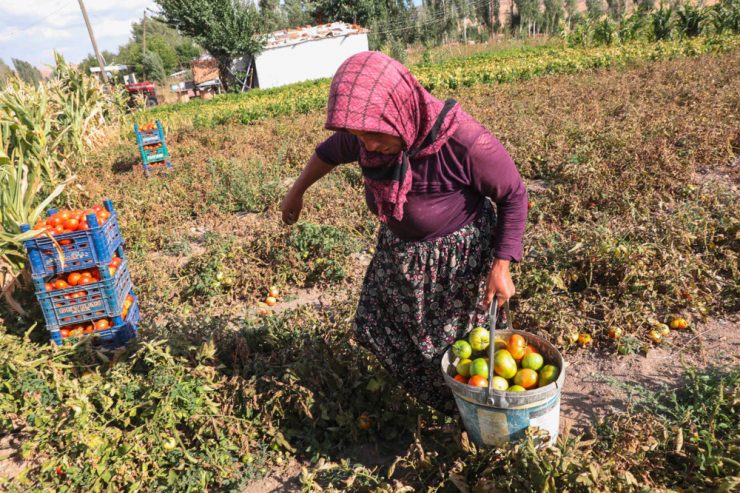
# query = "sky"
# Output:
<box><xmin>0</xmin><ymin>0</ymin><xmax>157</xmax><ymax>70</ymax></box>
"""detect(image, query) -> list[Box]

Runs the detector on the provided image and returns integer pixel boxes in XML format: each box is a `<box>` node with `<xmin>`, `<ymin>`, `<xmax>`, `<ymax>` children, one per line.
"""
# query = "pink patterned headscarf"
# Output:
<box><xmin>326</xmin><ymin>51</ymin><xmax>460</xmax><ymax>222</ymax></box>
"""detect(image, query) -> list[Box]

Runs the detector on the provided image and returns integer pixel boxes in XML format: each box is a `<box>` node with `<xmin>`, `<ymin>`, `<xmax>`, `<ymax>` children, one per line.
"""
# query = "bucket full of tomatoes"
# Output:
<box><xmin>441</xmin><ymin>301</ymin><xmax>565</xmax><ymax>447</ymax></box>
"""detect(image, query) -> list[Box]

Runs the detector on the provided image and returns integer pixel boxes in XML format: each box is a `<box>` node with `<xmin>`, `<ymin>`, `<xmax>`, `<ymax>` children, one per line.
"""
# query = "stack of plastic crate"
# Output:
<box><xmin>20</xmin><ymin>200</ymin><xmax>139</xmax><ymax>346</ymax></box>
<box><xmin>134</xmin><ymin>120</ymin><xmax>172</xmax><ymax>174</ymax></box>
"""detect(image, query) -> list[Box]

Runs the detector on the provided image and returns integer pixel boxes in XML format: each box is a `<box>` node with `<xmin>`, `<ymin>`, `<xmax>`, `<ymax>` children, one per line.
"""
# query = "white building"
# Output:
<box><xmin>243</xmin><ymin>22</ymin><xmax>369</xmax><ymax>90</ymax></box>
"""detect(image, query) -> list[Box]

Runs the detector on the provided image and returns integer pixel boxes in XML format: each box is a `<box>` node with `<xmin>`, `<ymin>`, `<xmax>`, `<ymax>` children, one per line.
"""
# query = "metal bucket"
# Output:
<box><xmin>441</xmin><ymin>302</ymin><xmax>566</xmax><ymax>447</ymax></box>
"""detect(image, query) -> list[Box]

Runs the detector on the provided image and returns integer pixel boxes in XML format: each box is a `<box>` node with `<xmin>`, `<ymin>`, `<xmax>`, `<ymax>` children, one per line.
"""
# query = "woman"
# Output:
<box><xmin>280</xmin><ymin>51</ymin><xmax>528</xmax><ymax>415</ymax></box>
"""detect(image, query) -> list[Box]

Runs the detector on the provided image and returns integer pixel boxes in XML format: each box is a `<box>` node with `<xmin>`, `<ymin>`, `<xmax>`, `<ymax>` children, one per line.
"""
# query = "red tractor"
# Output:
<box><xmin>125</xmin><ymin>81</ymin><xmax>158</xmax><ymax>108</ymax></box>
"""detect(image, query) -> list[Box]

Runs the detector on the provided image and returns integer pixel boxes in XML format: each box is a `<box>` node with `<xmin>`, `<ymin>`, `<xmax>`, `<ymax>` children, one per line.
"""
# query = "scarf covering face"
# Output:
<box><xmin>325</xmin><ymin>51</ymin><xmax>460</xmax><ymax>222</ymax></box>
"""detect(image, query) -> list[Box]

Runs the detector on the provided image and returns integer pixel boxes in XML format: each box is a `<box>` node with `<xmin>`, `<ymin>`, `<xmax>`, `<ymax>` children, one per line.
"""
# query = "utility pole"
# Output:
<box><xmin>142</xmin><ymin>12</ymin><xmax>147</xmax><ymax>79</ymax></box>
<box><xmin>143</xmin><ymin>12</ymin><xmax>147</xmax><ymax>53</ymax></box>
<box><xmin>77</xmin><ymin>0</ymin><xmax>107</xmax><ymax>83</ymax></box>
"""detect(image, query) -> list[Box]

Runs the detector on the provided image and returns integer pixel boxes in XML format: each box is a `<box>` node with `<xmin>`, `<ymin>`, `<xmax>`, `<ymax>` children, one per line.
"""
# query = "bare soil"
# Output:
<box><xmin>560</xmin><ymin>316</ymin><xmax>740</xmax><ymax>433</ymax></box>
<box><xmin>0</xmin><ymin>433</ymin><xmax>34</xmax><ymax>484</ymax></box>
<box><xmin>241</xmin><ymin>458</ymin><xmax>303</xmax><ymax>493</ymax></box>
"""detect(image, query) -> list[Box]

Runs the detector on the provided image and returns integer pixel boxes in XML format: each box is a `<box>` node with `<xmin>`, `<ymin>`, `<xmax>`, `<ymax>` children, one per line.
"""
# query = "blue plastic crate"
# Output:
<box><xmin>134</xmin><ymin>120</ymin><xmax>164</xmax><ymax>147</ymax></box>
<box><xmin>35</xmin><ymin>252</ymin><xmax>132</xmax><ymax>330</ymax></box>
<box><xmin>50</xmin><ymin>291</ymin><xmax>140</xmax><ymax>347</ymax></box>
<box><xmin>21</xmin><ymin>200</ymin><xmax>123</xmax><ymax>280</ymax></box>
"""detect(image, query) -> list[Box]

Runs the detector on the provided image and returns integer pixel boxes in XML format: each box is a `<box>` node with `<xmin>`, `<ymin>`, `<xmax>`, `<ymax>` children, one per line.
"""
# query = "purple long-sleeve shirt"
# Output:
<box><xmin>316</xmin><ymin>118</ymin><xmax>528</xmax><ymax>262</ymax></box>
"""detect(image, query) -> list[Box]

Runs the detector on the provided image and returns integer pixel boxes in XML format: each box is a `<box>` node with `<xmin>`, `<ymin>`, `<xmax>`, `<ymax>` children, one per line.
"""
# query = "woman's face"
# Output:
<box><xmin>348</xmin><ymin>130</ymin><xmax>403</xmax><ymax>155</ymax></box>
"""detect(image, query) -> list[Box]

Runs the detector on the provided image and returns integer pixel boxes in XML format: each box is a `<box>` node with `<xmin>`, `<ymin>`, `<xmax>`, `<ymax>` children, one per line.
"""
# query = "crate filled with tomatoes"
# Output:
<box><xmin>21</xmin><ymin>200</ymin><xmax>140</xmax><ymax>347</ymax></box>
<box><xmin>134</xmin><ymin>120</ymin><xmax>172</xmax><ymax>174</ymax></box>
<box><xmin>51</xmin><ymin>291</ymin><xmax>140</xmax><ymax>346</ymax></box>
<box><xmin>21</xmin><ymin>200</ymin><xmax>123</xmax><ymax>279</ymax></box>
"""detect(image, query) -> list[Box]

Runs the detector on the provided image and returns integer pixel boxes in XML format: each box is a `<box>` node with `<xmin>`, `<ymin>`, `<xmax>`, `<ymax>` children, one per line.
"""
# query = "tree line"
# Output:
<box><xmin>2</xmin><ymin>0</ymin><xmax>736</xmax><ymax>89</ymax></box>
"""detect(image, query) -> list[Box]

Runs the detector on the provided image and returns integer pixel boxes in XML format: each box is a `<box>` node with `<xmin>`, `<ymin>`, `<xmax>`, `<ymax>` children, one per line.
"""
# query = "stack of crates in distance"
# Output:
<box><xmin>20</xmin><ymin>200</ymin><xmax>140</xmax><ymax>347</ymax></box>
<box><xmin>134</xmin><ymin>120</ymin><xmax>172</xmax><ymax>174</ymax></box>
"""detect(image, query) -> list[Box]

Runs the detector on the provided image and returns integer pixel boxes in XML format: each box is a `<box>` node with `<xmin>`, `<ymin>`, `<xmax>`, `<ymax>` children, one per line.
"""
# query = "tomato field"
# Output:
<box><xmin>1</xmin><ymin>32</ymin><xmax>739</xmax><ymax>492</ymax></box>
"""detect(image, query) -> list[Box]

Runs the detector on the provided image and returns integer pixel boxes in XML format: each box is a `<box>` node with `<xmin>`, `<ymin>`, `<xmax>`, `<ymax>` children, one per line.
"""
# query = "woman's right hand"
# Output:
<box><xmin>280</xmin><ymin>188</ymin><xmax>303</xmax><ymax>225</ymax></box>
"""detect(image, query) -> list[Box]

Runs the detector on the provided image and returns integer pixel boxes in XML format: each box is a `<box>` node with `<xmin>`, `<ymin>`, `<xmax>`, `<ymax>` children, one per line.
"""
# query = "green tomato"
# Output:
<box><xmin>452</xmin><ymin>340</ymin><xmax>473</xmax><ymax>359</ymax></box>
<box><xmin>456</xmin><ymin>359</ymin><xmax>473</xmax><ymax>378</ymax></box>
<box><xmin>468</xmin><ymin>327</ymin><xmax>490</xmax><ymax>352</ymax></box>
<box><xmin>470</xmin><ymin>357</ymin><xmax>489</xmax><ymax>378</ymax></box>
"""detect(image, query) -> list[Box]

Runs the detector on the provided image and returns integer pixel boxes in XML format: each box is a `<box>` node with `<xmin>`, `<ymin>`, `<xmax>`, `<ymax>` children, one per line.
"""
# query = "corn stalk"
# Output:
<box><xmin>0</xmin><ymin>78</ymin><xmax>67</xmax><ymax>183</ymax></box>
<box><xmin>0</xmin><ymin>52</ymin><xmax>120</xmax><ymax>313</ymax></box>
<box><xmin>50</xmin><ymin>52</ymin><xmax>126</xmax><ymax>157</ymax></box>
<box><xmin>0</xmin><ymin>149</ymin><xmax>68</xmax><ymax>313</ymax></box>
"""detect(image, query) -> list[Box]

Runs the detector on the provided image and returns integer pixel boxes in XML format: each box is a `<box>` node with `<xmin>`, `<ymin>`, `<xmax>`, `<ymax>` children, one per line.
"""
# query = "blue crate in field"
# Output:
<box><xmin>35</xmin><ymin>250</ymin><xmax>132</xmax><ymax>330</ymax></box>
<box><xmin>21</xmin><ymin>200</ymin><xmax>123</xmax><ymax>280</ymax></box>
<box><xmin>21</xmin><ymin>202</ymin><xmax>122</xmax><ymax>277</ymax></box>
<box><xmin>134</xmin><ymin>120</ymin><xmax>164</xmax><ymax>146</ymax></box>
<box><xmin>49</xmin><ymin>291</ymin><xmax>140</xmax><ymax>347</ymax></box>
<box><xmin>134</xmin><ymin>120</ymin><xmax>172</xmax><ymax>174</ymax></box>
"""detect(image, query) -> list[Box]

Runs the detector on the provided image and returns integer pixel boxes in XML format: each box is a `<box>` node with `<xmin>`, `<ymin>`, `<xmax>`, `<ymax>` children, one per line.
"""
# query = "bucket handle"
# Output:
<box><xmin>486</xmin><ymin>296</ymin><xmax>512</xmax><ymax>405</ymax></box>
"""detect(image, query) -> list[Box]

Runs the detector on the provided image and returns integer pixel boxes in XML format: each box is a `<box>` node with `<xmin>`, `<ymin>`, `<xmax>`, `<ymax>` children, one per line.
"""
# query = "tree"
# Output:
<box><xmin>155</xmin><ymin>0</ymin><xmax>265</xmax><ymax>90</ymax></box>
<box><xmin>543</xmin><ymin>0</ymin><xmax>564</xmax><ymax>34</ymax></box>
<box><xmin>606</xmin><ymin>0</ymin><xmax>628</xmax><ymax>19</ymax></box>
<box><xmin>564</xmin><ymin>0</ymin><xmax>580</xmax><ymax>27</ymax></box>
<box><xmin>128</xmin><ymin>18</ymin><xmax>202</xmax><ymax>72</ymax></box>
<box><xmin>586</xmin><ymin>0</ymin><xmax>606</xmax><ymax>19</ymax></box>
<box><xmin>476</xmin><ymin>0</ymin><xmax>501</xmax><ymax>34</ymax></box>
<box><xmin>259</xmin><ymin>0</ymin><xmax>285</xmax><ymax>31</ymax></box>
<box><xmin>514</xmin><ymin>0</ymin><xmax>542</xmax><ymax>34</ymax></box>
<box><xmin>77</xmin><ymin>50</ymin><xmax>117</xmax><ymax>76</ymax></box>
<box><xmin>141</xmin><ymin>51</ymin><xmax>167</xmax><ymax>82</ymax></box>
<box><xmin>283</xmin><ymin>0</ymin><xmax>310</xmax><ymax>27</ymax></box>
<box><xmin>12</xmin><ymin>59</ymin><xmax>42</xmax><ymax>85</ymax></box>
<box><xmin>0</xmin><ymin>58</ymin><xmax>12</xmax><ymax>88</ymax></box>
<box><xmin>176</xmin><ymin>41</ymin><xmax>202</xmax><ymax>65</ymax></box>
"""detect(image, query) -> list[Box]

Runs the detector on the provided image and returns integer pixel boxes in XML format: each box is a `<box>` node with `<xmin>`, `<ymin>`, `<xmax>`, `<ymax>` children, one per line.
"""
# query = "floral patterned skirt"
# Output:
<box><xmin>354</xmin><ymin>203</ymin><xmax>496</xmax><ymax>415</ymax></box>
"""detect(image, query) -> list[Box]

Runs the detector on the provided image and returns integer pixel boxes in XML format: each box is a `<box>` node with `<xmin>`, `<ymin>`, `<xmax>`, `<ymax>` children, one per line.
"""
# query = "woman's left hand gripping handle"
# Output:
<box><xmin>485</xmin><ymin>258</ymin><xmax>515</xmax><ymax>308</ymax></box>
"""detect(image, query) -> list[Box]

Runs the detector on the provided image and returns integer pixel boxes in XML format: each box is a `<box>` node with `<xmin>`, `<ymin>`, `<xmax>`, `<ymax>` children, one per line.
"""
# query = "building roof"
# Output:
<box><xmin>265</xmin><ymin>22</ymin><xmax>367</xmax><ymax>50</ymax></box>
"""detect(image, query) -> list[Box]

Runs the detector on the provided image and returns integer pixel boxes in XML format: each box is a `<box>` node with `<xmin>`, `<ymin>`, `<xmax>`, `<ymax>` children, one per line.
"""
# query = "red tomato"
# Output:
<box><xmin>468</xmin><ymin>375</ymin><xmax>488</xmax><ymax>387</ymax></box>
<box><xmin>53</xmin><ymin>279</ymin><xmax>69</xmax><ymax>290</ymax></box>
<box><xmin>58</xmin><ymin>211</ymin><xmax>71</xmax><ymax>221</ymax></box>
<box><xmin>62</xmin><ymin>218</ymin><xmax>79</xmax><ymax>230</ymax></box>
<box><xmin>109</xmin><ymin>257</ymin><xmax>122</xmax><ymax>268</ymax></box>
<box><xmin>77</xmin><ymin>276</ymin><xmax>93</xmax><ymax>286</ymax></box>
<box><xmin>47</xmin><ymin>215</ymin><xmax>62</xmax><ymax>227</ymax></box>
<box><xmin>67</xmin><ymin>272</ymin><xmax>82</xmax><ymax>286</ymax></box>
<box><xmin>94</xmin><ymin>319</ymin><xmax>110</xmax><ymax>330</ymax></box>
<box><xmin>59</xmin><ymin>329</ymin><xmax>70</xmax><ymax>338</ymax></box>
<box><xmin>93</xmin><ymin>205</ymin><xmax>104</xmax><ymax>212</ymax></box>
<box><xmin>53</xmin><ymin>225</ymin><xmax>65</xmax><ymax>235</ymax></box>
<box><xmin>45</xmin><ymin>283</ymin><xmax>54</xmax><ymax>291</ymax></box>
